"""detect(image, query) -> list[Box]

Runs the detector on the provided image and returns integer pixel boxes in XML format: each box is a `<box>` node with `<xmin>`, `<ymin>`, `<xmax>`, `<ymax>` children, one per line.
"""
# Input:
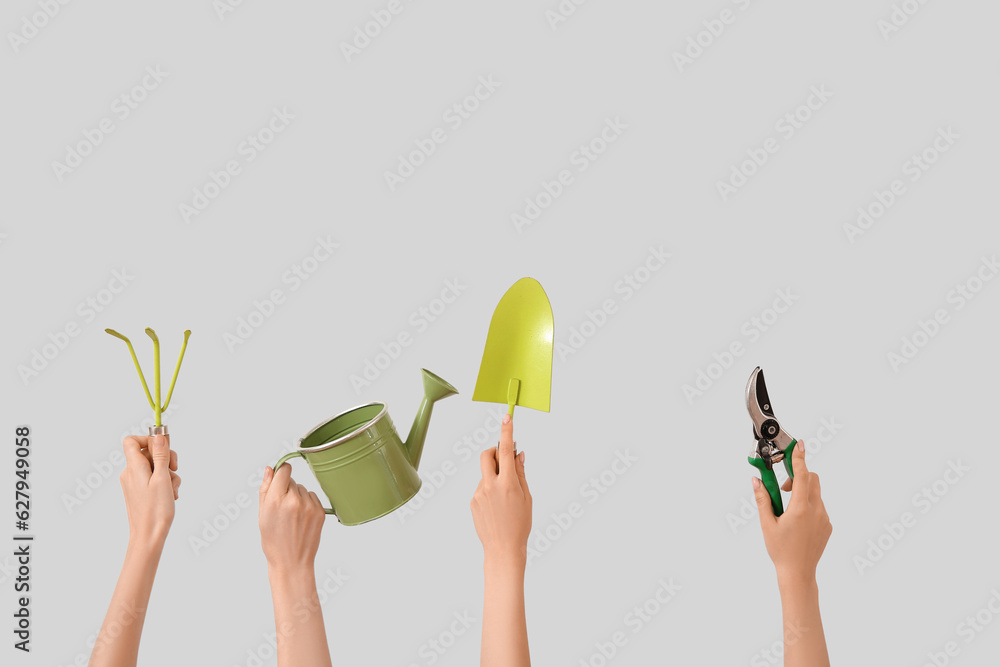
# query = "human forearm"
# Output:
<box><xmin>777</xmin><ymin>574</ymin><xmax>829</xmax><ymax>667</ymax></box>
<box><xmin>481</xmin><ymin>556</ymin><xmax>530</xmax><ymax>667</ymax></box>
<box><xmin>269</xmin><ymin>566</ymin><xmax>332</xmax><ymax>667</ymax></box>
<box><xmin>89</xmin><ymin>540</ymin><xmax>163</xmax><ymax>667</ymax></box>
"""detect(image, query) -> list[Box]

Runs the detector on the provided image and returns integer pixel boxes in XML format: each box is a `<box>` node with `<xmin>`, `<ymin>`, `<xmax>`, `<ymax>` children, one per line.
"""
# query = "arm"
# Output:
<box><xmin>90</xmin><ymin>434</ymin><xmax>180</xmax><ymax>667</ymax></box>
<box><xmin>752</xmin><ymin>440</ymin><xmax>833</xmax><ymax>667</ymax></box>
<box><xmin>258</xmin><ymin>465</ymin><xmax>332</xmax><ymax>667</ymax></box>
<box><xmin>471</xmin><ymin>414</ymin><xmax>532</xmax><ymax>667</ymax></box>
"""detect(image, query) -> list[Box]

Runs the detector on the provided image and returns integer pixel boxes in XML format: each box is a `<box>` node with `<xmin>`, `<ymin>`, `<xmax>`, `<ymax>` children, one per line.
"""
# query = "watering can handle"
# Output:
<box><xmin>273</xmin><ymin>452</ymin><xmax>336</xmax><ymax>515</ymax></box>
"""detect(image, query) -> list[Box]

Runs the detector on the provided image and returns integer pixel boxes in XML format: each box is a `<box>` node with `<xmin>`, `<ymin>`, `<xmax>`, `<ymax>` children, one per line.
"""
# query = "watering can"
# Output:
<box><xmin>274</xmin><ymin>369</ymin><xmax>457</xmax><ymax>525</ymax></box>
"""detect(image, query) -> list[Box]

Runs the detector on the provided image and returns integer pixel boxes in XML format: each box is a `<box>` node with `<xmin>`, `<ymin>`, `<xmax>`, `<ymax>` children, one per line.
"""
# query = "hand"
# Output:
<box><xmin>120</xmin><ymin>435</ymin><xmax>180</xmax><ymax>548</ymax></box>
<box><xmin>471</xmin><ymin>414</ymin><xmax>532</xmax><ymax>569</ymax></box>
<box><xmin>753</xmin><ymin>441</ymin><xmax>833</xmax><ymax>584</ymax></box>
<box><xmin>258</xmin><ymin>465</ymin><xmax>326</xmax><ymax>575</ymax></box>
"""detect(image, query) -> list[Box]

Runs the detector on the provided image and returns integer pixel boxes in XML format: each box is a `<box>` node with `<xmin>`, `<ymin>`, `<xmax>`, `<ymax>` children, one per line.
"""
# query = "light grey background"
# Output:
<box><xmin>2</xmin><ymin>1</ymin><xmax>999</xmax><ymax>665</ymax></box>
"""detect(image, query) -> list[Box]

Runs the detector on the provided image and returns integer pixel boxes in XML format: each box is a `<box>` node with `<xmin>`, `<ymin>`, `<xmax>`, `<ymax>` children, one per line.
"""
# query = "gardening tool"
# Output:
<box><xmin>106</xmin><ymin>328</ymin><xmax>191</xmax><ymax>436</ymax></box>
<box><xmin>274</xmin><ymin>368</ymin><xmax>457</xmax><ymax>526</ymax></box>
<box><xmin>745</xmin><ymin>366</ymin><xmax>798</xmax><ymax>517</ymax></box>
<box><xmin>472</xmin><ymin>277</ymin><xmax>553</xmax><ymax>417</ymax></box>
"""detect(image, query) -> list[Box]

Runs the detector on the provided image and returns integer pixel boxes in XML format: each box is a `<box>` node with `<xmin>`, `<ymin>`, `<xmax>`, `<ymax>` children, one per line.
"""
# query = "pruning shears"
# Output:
<box><xmin>745</xmin><ymin>366</ymin><xmax>798</xmax><ymax>517</ymax></box>
<box><xmin>106</xmin><ymin>328</ymin><xmax>191</xmax><ymax>436</ymax></box>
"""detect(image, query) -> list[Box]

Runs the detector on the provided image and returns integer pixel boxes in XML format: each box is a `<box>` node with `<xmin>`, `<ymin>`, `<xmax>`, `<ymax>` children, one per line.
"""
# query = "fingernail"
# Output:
<box><xmin>518</xmin><ymin>451</ymin><xmax>525</xmax><ymax>465</ymax></box>
<box><xmin>264</xmin><ymin>466</ymin><xmax>273</xmax><ymax>480</ymax></box>
<box><xmin>752</xmin><ymin>476</ymin><xmax>761</xmax><ymax>489</ymax></box>
<box><xmin>502</xmin><ymin>414</ymin><xmax>511</xmax><ymax>424</ymax></box>
<box><xmin>797</xmin><ymin>440</ymin><xmax>804</xmax><ymax>452</ymax></box>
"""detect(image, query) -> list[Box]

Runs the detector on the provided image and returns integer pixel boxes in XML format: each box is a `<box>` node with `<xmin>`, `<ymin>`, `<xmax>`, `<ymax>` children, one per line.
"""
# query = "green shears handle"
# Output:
<box><xmin>748</xmin><ymin>439</ymin><xmax>797</xmax><ymax>517</ymax></box>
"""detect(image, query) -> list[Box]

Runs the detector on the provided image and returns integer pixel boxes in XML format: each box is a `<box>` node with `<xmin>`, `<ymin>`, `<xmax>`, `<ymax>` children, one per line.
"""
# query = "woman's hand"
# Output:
<box><xmin>258</xmin><ymin>465</ymin><xmax>326</xmax><ymax>575</ymax></box>
<box><xmin>471</xmin><ymin>414</ymin><xmax>532</xmax><ymax>570</ymax></box>
<box><xmin>753</xmin><ymin>440</ymin><xmax>833</xmax><ymax>667</ymax></box>
<box><xmin>120</xmin><ymin>434</ymin><xmax>180</xmax><ymax>549</ymax></box>
<box><xmin>473</xmin><ymin>413</ymin><xmax>533</xmax><ymax>667</ymax></box>
<box><xmin>753</xmin><ymin>441</ymin><xmax>833</xmax><ymax>584</ymax></box>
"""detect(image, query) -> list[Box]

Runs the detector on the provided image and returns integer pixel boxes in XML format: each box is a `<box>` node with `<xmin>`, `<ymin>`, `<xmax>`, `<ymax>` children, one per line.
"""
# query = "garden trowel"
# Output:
<box><xmin>473</xmin><ymin>277</ymin><xmax>553</xmax><ymax>416</ymax></box>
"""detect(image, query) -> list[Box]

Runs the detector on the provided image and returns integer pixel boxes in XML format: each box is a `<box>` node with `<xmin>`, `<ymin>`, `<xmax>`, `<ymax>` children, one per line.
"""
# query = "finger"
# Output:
<box><xmin>781</xmin><ymin>477</ymin><xmax>793</xmax><ymax>492</ymax></box>
<box><xmin>149</xmin><ymin>435</ymin><xmax>171</xmax><ymax>478</ymax></box>
<box><xmin>752</xmin><ymin>476</ymin><xmax>776</xmax><ymax>528</ymax></box>
<box><xmin>270</xmin><ymin>463</ymin><xmax>293</xmax><ymax>496</ymax></box>
<box><xmin>514</xmin><ymin>450</ymin><xmax>529</xmax><ymax>496</ymax></box>
<box><xmin>308</xmin><ymin>491</ymin><xmax>322</xmax><ymax>508</ymax></box>
<box><xmin>497</xmin><ymin>414</ymin><xmax>515</xmax><ymax>478</ymax></box>
<box><xmin>122</xmin><ymin>436</ymin><xmax>151</xmax><ymax>472</ymax></box>
<box><xmin>169</xmin><ymin>449</ymin><xmax>178</xmax><ymax>472</ymax></box>
<box><xmin>258</xmin><ymin>466</ymin><xmax>274</xmax><ymax>500</ymax></box>
<box><xmin>171</xmin><ymin>472</ymin><xmax>181</xmax><ymax>500</ymax></box>
<box><xmin>479</xmin><ymin>448</ymin><xmax>497</xmax><ymax>480</ymax></box>
<box><xmin>810</xmin><ymin>473</ymin><xmax>822</xmax><ymax>500</ymax></box>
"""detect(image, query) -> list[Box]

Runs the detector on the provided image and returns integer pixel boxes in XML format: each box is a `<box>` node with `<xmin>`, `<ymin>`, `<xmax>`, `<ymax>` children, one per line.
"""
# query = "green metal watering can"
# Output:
<box><xmin>274</xmin><ymin>369</ymin><xmax>457</xmax><ymax>525</ymax></box>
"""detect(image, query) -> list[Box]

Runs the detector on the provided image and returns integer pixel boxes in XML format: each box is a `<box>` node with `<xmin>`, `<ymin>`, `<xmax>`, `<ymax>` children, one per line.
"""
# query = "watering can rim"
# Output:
<box><xmin>297</xmin><ymin>401</ymin><xmax>390</xmax><ymax>453</ymax></box>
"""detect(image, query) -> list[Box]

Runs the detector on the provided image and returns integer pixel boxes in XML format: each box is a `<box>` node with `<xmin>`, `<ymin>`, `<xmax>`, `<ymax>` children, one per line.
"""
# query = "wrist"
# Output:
<box><xmin>776</xmin><ymin>569</ymin><xmax>818</xmax><ymax>597</ymax></box>
<box><xmin>484</xmin><ymin>549</ymin><xmax>527</xmax><ymax>578</ymax></box>
<box><xmin>267</xmin><ymin>561</ymin><xmax>318</xmax><ymax>590</ymax></box>
<box><xmin>127</xmin><ymin>533</ymin><xmax>167</xmax><ymax>557</ymax></box>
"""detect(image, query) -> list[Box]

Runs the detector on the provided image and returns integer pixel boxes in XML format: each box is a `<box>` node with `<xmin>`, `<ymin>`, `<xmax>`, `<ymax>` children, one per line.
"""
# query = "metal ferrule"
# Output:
<box><xmin>148</xmin><ymin>425</ymin><xmax>168</xmax><ymax>436</ymax></box>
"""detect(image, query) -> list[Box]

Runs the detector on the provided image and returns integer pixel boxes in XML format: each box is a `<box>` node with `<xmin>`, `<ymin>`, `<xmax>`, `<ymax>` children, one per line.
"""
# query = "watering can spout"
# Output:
<box><xmin>404</xmin><ymin>369</ymin><xmax>458</xmax><ymax>469</ymax></box>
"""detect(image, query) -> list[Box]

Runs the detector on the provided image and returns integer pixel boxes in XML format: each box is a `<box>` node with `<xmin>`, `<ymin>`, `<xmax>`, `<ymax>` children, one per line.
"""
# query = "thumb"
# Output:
<box><xmin>752</xmin><ymin>476</ymin><xmax>775</xmax><ymax>527</ymax></box>
<box><xmin>149</xmin><ymin>435</ymin><xmax>171</xmax><ymax>477</ymax></box>
<box><xmin>789</xmin><ymin>440</ymin><xmax>808</xmax><ymax>478</ymax></box>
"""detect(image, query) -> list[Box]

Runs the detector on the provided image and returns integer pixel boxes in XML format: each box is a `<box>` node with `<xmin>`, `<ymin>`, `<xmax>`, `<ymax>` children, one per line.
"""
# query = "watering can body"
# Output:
<box><xmin>274</xmin><ymin>369</ymin><xmax>457</xmax><ymax>526</ymax></box>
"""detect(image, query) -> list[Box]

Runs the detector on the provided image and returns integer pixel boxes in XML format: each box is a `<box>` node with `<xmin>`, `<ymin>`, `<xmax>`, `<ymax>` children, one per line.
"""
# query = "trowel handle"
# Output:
<box><xmin>748</xmin><ymin>457</ymin><xmax>784</xmax><ymax>517</ymax></box>
<box><xmin>274</xmin><ymin>452</ymin><xmax>336</xmax><ymax>516</ymax></box>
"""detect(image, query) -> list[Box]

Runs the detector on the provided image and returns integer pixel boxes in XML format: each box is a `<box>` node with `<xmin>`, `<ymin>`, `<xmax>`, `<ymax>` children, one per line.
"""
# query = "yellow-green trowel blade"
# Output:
<box><xmin>472</xmin><ymin>277</ymin><xmax>553</xmax><ymax>413</ymax></box>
